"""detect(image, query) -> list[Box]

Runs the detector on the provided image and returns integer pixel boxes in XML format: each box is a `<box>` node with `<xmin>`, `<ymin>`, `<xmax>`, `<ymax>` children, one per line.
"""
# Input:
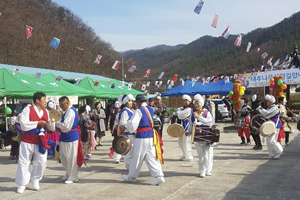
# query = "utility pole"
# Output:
<box><xmin>121</xmin><ymin>57</ymin><xmax>124</xmax><ymax>82</ymax></box>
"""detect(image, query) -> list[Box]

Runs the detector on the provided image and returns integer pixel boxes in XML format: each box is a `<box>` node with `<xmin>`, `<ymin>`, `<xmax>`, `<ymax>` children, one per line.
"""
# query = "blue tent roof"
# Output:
<box><xmin>162</xmin><ymin>80</ymin><xmax>236</xmax><ymax>97</ymax></box>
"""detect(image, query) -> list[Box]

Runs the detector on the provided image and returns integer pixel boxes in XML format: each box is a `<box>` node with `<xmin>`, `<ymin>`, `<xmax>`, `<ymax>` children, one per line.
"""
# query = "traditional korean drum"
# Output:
<box><xmin>250</xmin><ymin>114</ymin><xmax>275</xmax><ymax>137</ymax></box>
<box><xmin>191</xmin><ymin>125</ymin><xmax>220</xmax><ymax>144</ymax></box>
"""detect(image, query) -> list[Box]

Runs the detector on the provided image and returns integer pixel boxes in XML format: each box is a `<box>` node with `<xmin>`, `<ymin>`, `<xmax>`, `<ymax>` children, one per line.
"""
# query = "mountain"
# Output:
<box><xmin>0</xmin><ymin>0</ymin><xmax>135</xmax><ymax>80</ymax></box>
<box><xmin>122</xmin><ymin>12</ymin><xmax>300</xmax><ymax>79</ymax></box>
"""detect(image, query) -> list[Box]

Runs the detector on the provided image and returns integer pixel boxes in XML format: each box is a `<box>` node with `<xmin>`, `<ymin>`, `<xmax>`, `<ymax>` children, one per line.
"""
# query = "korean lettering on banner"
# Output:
<box><xmin>247</xmin><ymin>69</ymin><xmax>300</xmax><ymax>88</ymax></box>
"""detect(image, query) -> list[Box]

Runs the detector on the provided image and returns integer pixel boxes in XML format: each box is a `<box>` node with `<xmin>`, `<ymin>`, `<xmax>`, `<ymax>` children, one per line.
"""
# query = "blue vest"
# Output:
<box><xmin>181</xmin><ymin>109</ymin><xmax>193</xmax><ymax>132</ymax></box>
<box><xmin>271</xmin><ymin>113</ymin><xmax>281</xmax><ymax>128</ymax></box>
<box><xmin>122</xmin><ymin>108</ymin><xmax>134</xmax><ymax>135</ymax></box>
<box><xmin>136</xmin><ymin>106</ymin><xmax>154</xmax><ymax>138</ymax></box>
<box><xmin>60</xmin><ymin>106</ymin><xmax>79</xmax><ymax>142</ymax></box>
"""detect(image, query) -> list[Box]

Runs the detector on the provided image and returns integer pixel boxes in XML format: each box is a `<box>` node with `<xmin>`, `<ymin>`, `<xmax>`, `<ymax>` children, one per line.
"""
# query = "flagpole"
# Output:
<box><xmin>122</xmin><ymin>57</ymin><xmax>124</xmax><ymax>82</ymax></box>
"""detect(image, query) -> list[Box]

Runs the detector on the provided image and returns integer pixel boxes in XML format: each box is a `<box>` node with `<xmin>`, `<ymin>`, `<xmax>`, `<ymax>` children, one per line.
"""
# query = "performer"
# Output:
<box><xmin>55</xmin><ymin>96</ymin><xmax>81</xmax><ymax>184</ymax></box>
<box><xmin>46</xmin><ymin>101</ymin><xmax>60</xmax><ymax>156</ymax></box>
<box><xmin>258</xmin><ymin>94</ymin><xmax>283</xmax><ymax>159</ymax></box>
<box><xmin>15</xmin><ymin>92</ymin><xmax>55</xmax><ymax>194</ymax></box>
<box><xmin>192</xmin><ymin>94</ymin><xmax>214</xmax><ymax>178</ymax></box>
<box><xmin>204</xmin><ymin>94</ymin><xmax>215</xmax><ymax>118</ymax></box>
<box><xmin>119</xmin><ymin>94</ymin><xmax>135</xmax><ymax>169</ymax></box>
<box><xmin>178</xmin><ymin>94</ymin><xmax>193</xmax><ymax>161</ymax></box>
<box><xmin>238</xmin><ymin>99</ymin><xmax>251</xmax><ymax>145</ymax></box>
<box><xmin>109</xmin><ymin>101</ymin><xmax>122</xmax><ymax>164</ymax></box>
<box><xmin>121</xmin><ymin>94</ymin><xmax>165</xmax><ymax>185</ymax></box>
<box><xmin>250</xmin><ymin>94</ymin><xmax>262</xmax><ymax>150</ymax></box>
<box><xmin>78</xmin><ymin>105</ymin><xmax>96</xmax><ymax>160</ymax></box>
<box><xmin>278</xmin><ymin>97</ymin><xmax>291</xmax><ymax>146</ymax></box>
<box><xmin>153</xmin><ymin>95</ymin><xmax>167</xmax><ymax>138</ymax></box>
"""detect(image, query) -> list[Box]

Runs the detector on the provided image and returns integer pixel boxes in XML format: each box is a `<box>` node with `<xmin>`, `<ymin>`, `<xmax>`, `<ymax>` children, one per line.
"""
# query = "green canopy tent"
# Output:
<box><xmin>0</xmin><ymin>68</ymin><xmax>94</xmax><ymax>98</ymax></box>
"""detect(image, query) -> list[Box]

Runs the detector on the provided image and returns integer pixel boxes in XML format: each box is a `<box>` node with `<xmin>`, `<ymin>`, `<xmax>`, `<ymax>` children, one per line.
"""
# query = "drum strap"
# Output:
<box><xmin>141</xmin><ymin>106</ymin><xmax>164</xmax><ymax>165</ymax></box>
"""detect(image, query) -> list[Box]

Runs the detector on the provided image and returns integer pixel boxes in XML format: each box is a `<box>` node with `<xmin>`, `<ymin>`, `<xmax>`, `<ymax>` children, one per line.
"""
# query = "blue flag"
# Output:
<box><xmin>194</xmin><ymin>0</ymin><xmax>204</xmax><ymax>15</ymax></box>
<box><xmin>50</xmin><ymin>37</ymin><xmax>60</xmax><ymax>49</ymax></box>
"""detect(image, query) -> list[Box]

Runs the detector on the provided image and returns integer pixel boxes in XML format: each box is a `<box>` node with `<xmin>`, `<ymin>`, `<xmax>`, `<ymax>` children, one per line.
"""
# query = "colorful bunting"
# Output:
<box><xmin>144</xmin><ymin>69</ymin><xmax>151</xmax><ymax>78</ymax></box>
<box><xmin>75</xmin><ymin>78</ymin><xmax>81</xmax><ymax>85</ymax></box>
<box><xmin>221</xmin><ymin>26</ymin><xmax>230</xmax><ymax>39</ymax></box>
<box><xmin>172</xmin><ymin>74</ymin><xmax>178</xmax><ymax>82</ymax></box>
<box><xmin>55</xmin><ymin>76</ymin><xmax>62</xmax><ymax>81</ymax></box>
<box><xmin>194</xmin><ymin>0</ymin><xmax>204</xmax><ymax>15</ymax></box>
<box><xmin>94</xmin><ymin>54</ymin><xmax>102</xmax><ymax>64</ymax></box>
<box><xmin>49</xmin><ymin>37</ymin><xmax>60</xmax><ymax>49</ymax></box>
<box><xmin>267</xmin><ymin>57</ymin><xmax>273</xmax><ymax>65</ymax></box>
<box><xmin>211</xmin><ymin>14</ymin><xmax>218</xmax><ymax>28</ymax></box>
<box><xmin>158</xmin><ymin>72</ymin><xmax>165</xmax><ymax>79</ymax></box>
<box><xmin>26</xmin><ymin>25</ymin><xmax>33</xmax><ymax>39</ymax></box>
<box><xmin>261</xmin><ymin>52</ymin><xmax>268</xmax><ymax>59</ymax></box>
<box><xmin>112</xmin><ymin>61</ymin><xmax>120</xmax><ymax>70</ymax></box>
<box><xmin>128</xmin><ymin>65</ymin><xmax>136</xmax><ymax>73</ymax></box>
<box><xmin>141</xmin><ymin>84</ymin><xmax>146</xmax><ymax>91</ymax></box>
<box><xmin>13</xmin><ymin>68</ymin><xmax>19</xmax><ymax>75</ymax></box>
<box><xmin>35</xmin><ymin>72</ymin><xmax>42</xmax><ymax>79</ymax></box>
<box><xmin>234</xmin><ymin>35</ymin><xmax>242</xmax><ymax>47</ymax></box>
<box><xmin>246</xmin><ymin>42</ymin><xmax>252</xmax><ymax>52</ymax></box>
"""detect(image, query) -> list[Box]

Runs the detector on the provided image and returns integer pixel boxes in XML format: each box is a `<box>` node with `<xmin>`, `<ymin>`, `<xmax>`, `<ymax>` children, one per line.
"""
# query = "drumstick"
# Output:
<box><xmin>191</xmin><ymin>124</ymin><xmax>196</xmax><ymax>144</ymax></box>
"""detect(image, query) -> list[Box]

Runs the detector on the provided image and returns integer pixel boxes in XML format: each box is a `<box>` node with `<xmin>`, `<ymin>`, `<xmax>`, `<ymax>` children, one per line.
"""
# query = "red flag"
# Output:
<box><xmin>26</xmin><ymin>25</ymin><xmax>33</xmax><ymax>39</ymax></box>
<box><xmin>211</xmin><ymin>14</ymin><xmax>218</xmax><ymax>28</ymax></box>
<box><xmin>94</xmin><ymin>54</ymin><xmax>102</xmax><ymax>64</ymax></box>
<box><xmin>55</xmin><ymin>76</ymin><xmax>62</xmax><ymax>81</ymax></box>
<box><xmin>213</xmin><ymin>77</ymin><xmax>219</xmax><ymax>83</ymax></box>
<box><xmin>112</xmin><ymin>61</ymin><xmax>120</xmax><ymax>70</ymax></box>
<box><xmin>172</xmin><ymin>74</ymin><xmax>178</xmax><ymax>82</ymax></box>
<box><xmin>13</xmin><ymin>68</ymin><xmax>19</xmax><ymax>75</ymax></box>
<box><xmin>77</xmin><ymin>47</ymin><xmax>84</xmax><ymax>51</ymax></box>
<box><xmin>144</xmin><ymin>69</ymin><xmax>151</xmax><ymax>78</ymax></box>
<box><xmin>94</xmin><ymin>81</ymin><xmax>99</xmax><ymax>87</ymax></box>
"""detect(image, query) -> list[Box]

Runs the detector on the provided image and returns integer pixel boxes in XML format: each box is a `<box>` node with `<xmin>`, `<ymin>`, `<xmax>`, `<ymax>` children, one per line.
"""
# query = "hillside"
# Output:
<box><xmin>0</xmin><ymin>0</ymin><xmax>136</xmax><ymax>80</ymax></box>
<box><xmin>122</xmin><ymin>11</ymin><xmax>300</xmax><ymax>79</ymax></box>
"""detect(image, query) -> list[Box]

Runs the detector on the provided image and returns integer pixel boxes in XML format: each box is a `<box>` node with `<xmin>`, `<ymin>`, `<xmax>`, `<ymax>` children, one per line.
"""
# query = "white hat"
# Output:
<box><xmin>182</xmin><ymin>94</ymin><xmax>192</xmax><ymax>102</ymax></box>
<box><xmin>123</xmin><ymin>94</ymin><xmax>135</xmax><ymax>105</ymax></box>
<box><xmin>114</xmin><ymin>101</ymin><xmax>121</xmax><ymax>108</ymax></box>
<box><xmin>265</xmin><ymin>94</ymin><xmax>276</xmax><ymax>103</ymax></box>
<box><xmin>156</xmin><ymin>96</ymin><xmax>161</xmax><ymax>100</ymax></box>
<box><xmin>252</xmin><ymin>94</ymin><xmax>257</xmax><ymax>102</ymax></box>
<box><xmin>193</xmin><ymin>94</ymin><xmax>204</xmax><ymax>106</ymax></box>
<box><xmin>86</xmin><ymin>105</ymin><xmax>91</xmax><ymax>113</ymax></box>
<box><xmin>117</xmin><ymin>95</ymin><xmax>123</xmax><ymax>104</ymax></box>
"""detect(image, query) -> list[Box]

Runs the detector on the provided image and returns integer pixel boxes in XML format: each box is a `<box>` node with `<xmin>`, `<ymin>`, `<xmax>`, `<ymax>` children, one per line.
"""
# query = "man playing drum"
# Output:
<box><xmin>258</xmin><ymin>94</ymin><xmax>283</xmax><ymax>159</ymax></box>
<box><xmin>192</xmin><ymin>94</ymin><xmax>214</xmax><ymax>178</ymax></box>
<box><xmin>178</xmin><ymin>94</ymin><xmax>194</xmax><ymax>161</ymax></box>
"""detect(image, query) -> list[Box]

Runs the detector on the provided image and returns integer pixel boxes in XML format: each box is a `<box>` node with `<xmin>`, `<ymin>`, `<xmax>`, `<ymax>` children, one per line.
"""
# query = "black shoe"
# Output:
<box><xmin>255</xmin><ymin>145</ymin><xmax>262</xmax><ymax>150</ymax></box>
<box><xmin>285</xmin><ymin>143</ymin><xmax>289</xmax><ymax>146</ymax></box>
<box><xmin>240</xmin><ymin>142</ymin><xmax>246</xmax><ymax>144</ymax></box>
<box><xmin>253</xmin><ymin>145</ymin><xmax>257</xmax><ymax>149</ymax></box>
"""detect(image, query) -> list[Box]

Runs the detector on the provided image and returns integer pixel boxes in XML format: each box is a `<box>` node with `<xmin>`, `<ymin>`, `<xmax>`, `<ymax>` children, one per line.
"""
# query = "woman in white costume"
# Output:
<box><xmin>192</xmin><ymin>94</ymin><xmax>214</xmax><ymax>178</ymax></box>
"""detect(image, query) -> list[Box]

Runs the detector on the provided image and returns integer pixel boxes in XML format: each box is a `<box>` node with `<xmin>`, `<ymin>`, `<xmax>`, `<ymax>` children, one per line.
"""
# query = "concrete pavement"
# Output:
<box><xmin>0</xmin><ymin>122</ymin><xmax>300</xmax><ymax>200</ymax></box>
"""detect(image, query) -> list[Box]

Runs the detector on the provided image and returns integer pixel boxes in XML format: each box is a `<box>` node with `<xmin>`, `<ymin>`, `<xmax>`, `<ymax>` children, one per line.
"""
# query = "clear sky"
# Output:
<box><xmin>53</xmin><ymin>0</ymin><xmax>300</xmax><ymax>52</ymax></box>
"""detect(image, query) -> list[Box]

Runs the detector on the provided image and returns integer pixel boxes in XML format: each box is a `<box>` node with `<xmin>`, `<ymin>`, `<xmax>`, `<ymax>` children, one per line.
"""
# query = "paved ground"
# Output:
<box><xmin>1</xmin><ymin>122</ymin><xmax>300</xmax><ymax>200</ymax></box>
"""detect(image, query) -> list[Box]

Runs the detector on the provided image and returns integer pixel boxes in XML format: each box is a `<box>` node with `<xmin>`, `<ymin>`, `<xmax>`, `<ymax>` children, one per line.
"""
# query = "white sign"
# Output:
<box><xmin>247</xmin><ymin>68</ymin><xmax>300</xmax><ymax>88</ymax></box>
<box><xmin>47</xmin><ymin>96</ymin><xmax>78</xmax><ymax>105</ymax></box>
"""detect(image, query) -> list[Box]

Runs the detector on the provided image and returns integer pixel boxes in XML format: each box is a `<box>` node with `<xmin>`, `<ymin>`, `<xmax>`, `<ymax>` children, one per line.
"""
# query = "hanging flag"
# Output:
<box><xmin>26</xmin><ymin>25</ymin><xmax>33</xmax><ymax>39</ymax></box>
<box><xmin>157</xmin><ymin>72</ymin><xmax>165</xmax><ymax>79</ymax></box>
<box><xmin>75</xmin><ymin>78</ymin><xmax>81</xmax><ymax>85</ymax></box>
<box><xmin>112</xmin><ymin>61</ymin><xmax>120</xmax><ymax>70</ymax></box>
<box><xmin>49</xmin><ymin>37</ymin><xmax>60</xmax><ymax>49</ymax></box>
<box><xmin>172</xmin><ymin>74</ymin><xmax>178</xmax><ymax>82</ymax></box>
<box><xmin>267</xmin><ymin>57</ymin><xmax>273</xmax><ymax>65</ymax></box>
<box><xmin>246</xmin><ymin>42</ymin><xmax>252</xmax><ymax>52</ymax></box>
<box><xmin>181</xmin><ymin>80</ymin><xmax>185</xmax><ymax>87</ymax></box>
<box><xmin>111</xmin><ymin>83</ymin><xmax>116</xmax><ymax>89</ymax></box>
<box><xmin>167</xmin><ymin>84</ymin><xmax>172</xmax><ymax>90</ymax></box>
<box><xmin>171</xmin><ymin>80</ymin><xmax>174</xmax><ymax>86</ymax></box>
<box><xmin>155</xmin><ymin>81</ymin><xmax>158</xmax><ymax>87</ymax></box>
<box><xmin>13</xmin><ymin>68</ymin><xmax>19</xmax><ymax>75</ymax></box>
<box><xmin>221</xmin><ymin>26</ymin><xmax>230</xmax><ymax>39</ymax></box>
<box><xmin>206</xmin><ymin>77</ymin><xmax>211</xmax><ymax>82</ymax></box>
<box><xmin>257</xmin><ymin>48</ymin><xmax>261</xmax><ymax>52</ymax></box>
<box><xmin>213</xmin><ymin>77</ymin><xmax>219</xmax><ymax>83</ymax></box>
<box><xmin>107</xmin><ymin>80</ymin><xmax>111</xmax><ymax>84</ymax></box>
<box><xmin>234</xmin><ymin>74</ymin><xmax>238</xmax><ymax>79</ymax></box>
<box><xmin>94</xmin><ymin>54</ymin><xmax>102</xmax><ymax>64</ymax></box>
<box><xmin>121</xmin><ymin>81</ymin><xmax>125</xmax><ymax>87</ymax></box>
<box><xmin>159</xmin><ymin>81</ymin><xmax>163</xmax><ymax>87</ymax></box>
<box><xmin>167</xmin><ymin>80</ymin><xmax>171</xmax><ymax>85</ymax></box>
<box><xmin>234</xmin><ymin>35</ymin><xmax>242</xmax><ymax>47</ymax></box>
<box><xmin>194</xmin><ymin>0</ymin><xmax>204</xmax><ymax>15</ymax></box>
<box><xmin>128</xmin><ymin>84</ymin><xmax>132</xmax><ymax>90</ymax></box>
<box><xmin>211</xmin><ymin>14</ymin><xmax>218</xmax><ymax>28</ymax></box>
<box><xmin>264</xmin><ymin>68</ymin><xmax>268</xmax><ymax>73</ymax></box>
<box><xmin>144</xmin><ymin>69</ymin><xmax>151</xmax><ymax>78</ymax></box>
<box><xmin>77</xmin><ymin>47</ymin><xmax>84</xmax><ymax>51</ymax></box>
<box><xmin>35</xmin><ymin>73</ymin><xmax>42</xmax><ymax>79</ymax></box>
<box><xmin>273</xmin><ymin>59</ymin><xmax>280</xmax><ymax>68</ymax></box>
<box><xmin>55</xmin><ymin>76</ymin><xmax>62</xmax><ymax>81</ymax></box>
<box><xmin>145</xmin><ymin>81</ymin><xmax>150</xmax><ymax>87</ymax></box>
<box><xmin>261</xmin><ymin>52</ymin><xmax>268</xmax><ymax>59</ymax></box>
<box><xmin>202</xmin><ymin>77</ymin><xmax>206</xmax><ymax>86</ymax></box>
<box><xmin>93</xmin><ymin>81</ymin><xmax>99</xmax><ymax>87</ymax></box>
<box><xmin>284</xmin><ymin>55</ymin><xmax>289</xmax><ymax>61</ymax></box>
<box><xmin>141</xmin><ymin>84</ymin><xmax>146</xmax><ymax>91</ymax></box>
<box><xmin>128</xmin><ymin>65</ymin><xmax>136</xmax><ymax>73</ymax></box>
